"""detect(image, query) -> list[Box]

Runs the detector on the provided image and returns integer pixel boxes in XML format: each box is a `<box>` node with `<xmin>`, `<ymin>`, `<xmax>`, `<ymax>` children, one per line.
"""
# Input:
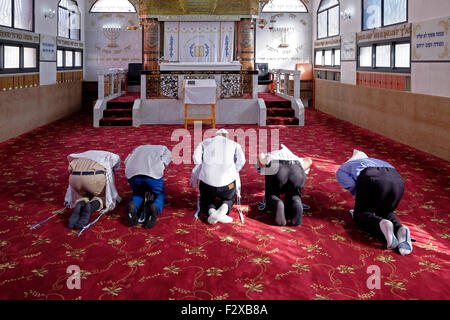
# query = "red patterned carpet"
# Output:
<box><xmin>0</xmin><ymin>108</ymin><xmax>449</xmax><ymax>300</ymax></box>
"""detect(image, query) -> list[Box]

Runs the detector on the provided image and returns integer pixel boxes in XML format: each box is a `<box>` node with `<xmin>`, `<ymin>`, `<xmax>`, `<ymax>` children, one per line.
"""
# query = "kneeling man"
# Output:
<box><xmin>336</xmin><ymin>150</ymin><xmax>412</xmax><ymax>256</ymax></box>
<box><xmin>257</xmin><ymin>144</ymin><xmax>312</xmax><ymax>227</ymax></box>
<box><xmin>192</xmin><ymin>129</ymin><xmax>246</xmax><ymax>225</ymax></box>
<box><xmin>125</xmin><ymin>145</ymin><xmax>172</xmax><ymax>229</ymax></box>
<box><xmin>65</xmin><ymin>150</ymin><xmax>121</xmax><ymax>229</ymax></box>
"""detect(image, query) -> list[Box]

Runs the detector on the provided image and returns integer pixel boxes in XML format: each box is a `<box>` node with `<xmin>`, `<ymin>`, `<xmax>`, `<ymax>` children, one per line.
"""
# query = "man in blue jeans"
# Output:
<box><xmin>125</xmin><ymin>145</ymin><xmax>172</xmax><ymax>229</ymax></box>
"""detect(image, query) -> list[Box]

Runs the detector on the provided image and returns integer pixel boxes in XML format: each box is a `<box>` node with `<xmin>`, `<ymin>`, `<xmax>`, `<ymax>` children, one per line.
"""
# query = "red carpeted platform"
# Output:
<box><xmin>99</xmin><ymin>93</ymin><xmax>140</xmax><ymax>127</ymax></box>
<box><xmin>259</xmin><ymin>93</ymin><xmax>300</xmax><ymax>126</ymax></box>
<box><xmin>0</xmin><ymin>109</ymin><xmax>449</xmax><ymax>300</ymax></box>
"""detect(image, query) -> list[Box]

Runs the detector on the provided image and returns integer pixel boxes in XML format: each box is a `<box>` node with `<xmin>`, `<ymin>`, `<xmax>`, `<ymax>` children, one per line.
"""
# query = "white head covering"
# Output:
<box><xmin>216</xmin><ymin>129</ymin><xmax>229</xmax><ymax>136</ymax></box>
<box><xmin>346</xmin><ymin>149</ymin><xmax>368</xmax><ymax>163</ymax></box>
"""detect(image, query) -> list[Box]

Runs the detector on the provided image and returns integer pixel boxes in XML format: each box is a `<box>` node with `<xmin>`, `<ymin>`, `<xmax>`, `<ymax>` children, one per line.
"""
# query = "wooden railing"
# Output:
<box><xmin>97</xmin><ymin>68</ymin><xmax>127</xmax><ymax>100</ymax></box>
<box><xmin>141</xmin><ymin>70</ymin><xmax>258</xmax><ymax>100</ymax></box>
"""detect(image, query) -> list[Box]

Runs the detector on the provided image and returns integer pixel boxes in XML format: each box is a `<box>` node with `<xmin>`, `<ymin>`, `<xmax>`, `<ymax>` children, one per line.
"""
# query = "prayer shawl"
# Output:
<box><xmin>64</xmin><ymin>150</ymin><xmax>121</xmax><ymax>212</ymax></box>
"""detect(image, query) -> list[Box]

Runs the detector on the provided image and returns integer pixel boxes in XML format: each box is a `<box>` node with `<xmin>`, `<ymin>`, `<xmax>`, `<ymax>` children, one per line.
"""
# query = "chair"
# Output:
<box><xmin>126</xmin><ymin>63</ymin><xmax>143</xmax><ymax>87</ymax></box>
<box><xmin>255</xmin><ymin>63</ymin><xmax>273</xmax><ymax>86</ymax></box>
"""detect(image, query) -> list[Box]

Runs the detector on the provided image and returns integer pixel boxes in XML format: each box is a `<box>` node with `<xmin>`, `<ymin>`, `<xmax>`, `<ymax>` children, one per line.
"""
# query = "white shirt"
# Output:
<box><xmin>64</xmin><ymin>150</ymin><xmax>121</xmax><ymax>212</ymax></box>
<box><xmin>124</xmin><ymin>145</ymin><xmax>172</xmax><ymax>180</ymax></box>
<box><xmin>191</xmin><ymin>135</ymin><xmax>246</xmax><ymax>188</ymax></box>
<box><xmin>259</xmin><ymin>144</ymin><xmax>310</xmax><ymax>174</ymax></box>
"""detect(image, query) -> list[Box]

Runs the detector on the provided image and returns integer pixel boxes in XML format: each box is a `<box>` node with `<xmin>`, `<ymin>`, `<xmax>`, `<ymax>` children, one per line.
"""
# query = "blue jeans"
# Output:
<box><xmin>128</xmin><ymin>175</ymin><xmax>165</xmax><ymax>215</ymax></box>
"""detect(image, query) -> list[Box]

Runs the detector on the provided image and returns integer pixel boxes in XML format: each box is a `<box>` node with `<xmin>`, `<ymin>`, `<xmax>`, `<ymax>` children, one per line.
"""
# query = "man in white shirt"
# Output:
<box><xmin>191</xmin><ymin>129</ymin><xmax>246</xmax><ymax>225</ymax></box>
<box><xmin>65</xmin><ymin>150</ymin><xmax>121</xmax><ymax>229</ymax></box>
<box><xmin>257</xmin><ymin>145</ymin><xmax>312</xmax><ymax>227</ymax></box>
<box><xmin>124</xmin><ymin>145</ymin><xmax>172</xmax><ymax>229</ymax></box>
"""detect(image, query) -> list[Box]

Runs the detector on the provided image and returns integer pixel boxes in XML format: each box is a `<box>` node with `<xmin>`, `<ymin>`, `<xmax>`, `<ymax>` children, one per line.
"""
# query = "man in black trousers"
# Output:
<box><xmin>257</xmin><ymin>145</ymin><xmax>312</xmax><ymax>227</ymax></box>
<box><xmin>336</xmin><ymin>150</ymin><xmax>413</xmax><ymax>256</ymax></box>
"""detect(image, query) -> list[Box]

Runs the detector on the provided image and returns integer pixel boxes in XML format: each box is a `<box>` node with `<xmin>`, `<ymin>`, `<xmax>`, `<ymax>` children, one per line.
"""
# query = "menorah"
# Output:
<box><xmin>103</xmin><ymin>25</ymin><xmax>122</xmax><ymax>48</ymax></box>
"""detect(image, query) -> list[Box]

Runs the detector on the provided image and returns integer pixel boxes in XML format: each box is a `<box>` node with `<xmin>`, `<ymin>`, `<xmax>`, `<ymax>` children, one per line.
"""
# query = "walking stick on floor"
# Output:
<box><xmin>30</xmin><ymin>207</ymin><xmax>68</xmax><ymax>230</ymax></box>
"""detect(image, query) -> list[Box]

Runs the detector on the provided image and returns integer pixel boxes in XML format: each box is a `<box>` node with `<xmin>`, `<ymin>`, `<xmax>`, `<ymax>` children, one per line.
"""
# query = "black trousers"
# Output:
<box><xmin>354</xmin><ymin>167</ymin><xmax>404</xmax><ymax>241</ymax></box>
<box><xmin>265</xmin><ymin>161</ymin><xmax>306</xmax><ymax>225</ymax></box>
<box><xmin>199</xmin><ymin>180</ymin><xmax>236</xmax><ymax>216</ymax></box>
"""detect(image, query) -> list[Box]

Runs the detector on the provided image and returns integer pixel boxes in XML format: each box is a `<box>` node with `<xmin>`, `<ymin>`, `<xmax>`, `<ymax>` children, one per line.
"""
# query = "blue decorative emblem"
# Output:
<box><xmin>169</xmin><ymin>36</ymin><xmax>174</xmax><ymax>59</ymax></box>
<box><xmin>225</xmin><ymin>35</ymin><xmax>229</xmax><ymax>57</ymax></box>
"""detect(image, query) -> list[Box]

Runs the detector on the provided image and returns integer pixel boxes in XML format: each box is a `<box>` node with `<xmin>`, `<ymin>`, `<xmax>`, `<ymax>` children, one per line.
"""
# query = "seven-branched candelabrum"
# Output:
<box><xmin>103</xmin><ymin>25</ymin><xmax>122</xmax><ymax>48</ymax></box>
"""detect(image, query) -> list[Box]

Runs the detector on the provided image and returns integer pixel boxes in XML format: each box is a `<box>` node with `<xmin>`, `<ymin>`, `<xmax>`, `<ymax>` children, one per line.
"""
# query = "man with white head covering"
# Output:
<box><xmin>336</xmin><ymin>150</ymin><xmax>412</xmax><ymax>256</ymax></box>
<box><xmin>124</xmin><ymin>145</ymin><xmax>172</xmax><ymax>229</ymax></box>
<box><xmin>257</xmin><ymin>144</ymin><xmax>312</xmax><ymax>226</ymax></box>
<box><xmin>65</xmin><ymin>150</ymin><xmax>121</xmax><ymax>229</ymax></box>
<box><xmin>191</xmin><ymin>129</ymin><xmax>246</xmax><ymax>225</ymax></box>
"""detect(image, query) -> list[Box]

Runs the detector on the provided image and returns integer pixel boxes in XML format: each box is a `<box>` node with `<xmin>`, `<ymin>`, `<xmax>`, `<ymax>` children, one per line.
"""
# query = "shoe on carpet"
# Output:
<box><xmin>397</xmin><ymin>226</ymin><xmax>413</xmax><ymax>256</ymax></box>
<box><xmin>127</xmin><ymin>202</ymin><xmax>138</xmax><ymax>227</ymax></box>
<box><xmin>380</xmin><ymin>219</ymin><xmax>399</xmax><ymax>250</ymax></box>
<box><xmin>144</xmin><ymin>202</ymin><xmax>158</xmax><ymax>229</ymax></box>
<box><xmin>68</xmin><ymin>200</ymin><xmax>86</xmax><ymax>229</ymax></box>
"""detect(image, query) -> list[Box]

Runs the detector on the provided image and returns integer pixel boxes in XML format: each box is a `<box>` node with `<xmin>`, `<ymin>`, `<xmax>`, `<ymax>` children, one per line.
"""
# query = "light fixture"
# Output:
<box><xmin>340</xmin><ymin>9</ymin><xmax>352</xmax><ymax>21</ymax></box>
<box><xmin>44</xmin><ymin>9</ymin><xmax>56</xmax><ymax>19</ymax></box>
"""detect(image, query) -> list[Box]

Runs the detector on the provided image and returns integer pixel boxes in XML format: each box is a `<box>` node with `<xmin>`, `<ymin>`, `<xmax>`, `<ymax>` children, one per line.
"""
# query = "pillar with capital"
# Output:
<box><xmin>142</xmin><ymin>18</ymin><xmax>162</xmax><ymax>71</ymax></box>
<box><xmin>237</xmin><ymin>18</ymin><xmax>255</xmax><ymax>70</ymax></box>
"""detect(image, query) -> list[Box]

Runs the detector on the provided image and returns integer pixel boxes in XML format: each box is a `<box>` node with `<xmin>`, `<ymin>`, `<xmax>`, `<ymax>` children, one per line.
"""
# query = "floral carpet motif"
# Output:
<box><xmin>0</xmin><ymin>109</ymin><xmax>449</xmax><ymax>300</ymax></box>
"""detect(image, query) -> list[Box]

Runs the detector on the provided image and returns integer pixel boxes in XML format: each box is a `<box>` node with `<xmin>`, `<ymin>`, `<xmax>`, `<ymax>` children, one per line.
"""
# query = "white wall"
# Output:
<box><xmin>311</xmin><ymin>0</ymin><xmax>450</xmax><ymax>97</ymax></box>
<box><xmin>85</xmin><ymin>0</ymin><xmax>142</xmax><ymax>81</ymax></box>
<box><xmin>35</xmin><ymin>0</ymin><xmax>86</xmax><ymax>86</ymax></box>
<box><xmin>256</xmin><ymin>12</ymin><xmax>312</xmax><ymax>70</ymax></box>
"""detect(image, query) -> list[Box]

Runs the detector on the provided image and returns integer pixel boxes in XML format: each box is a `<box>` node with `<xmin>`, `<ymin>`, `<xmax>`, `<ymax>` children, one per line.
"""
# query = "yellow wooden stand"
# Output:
<box><xmin>184</xmin><ymin>103</ymin><xmax>216</xmax><ymax>129</ymax></box>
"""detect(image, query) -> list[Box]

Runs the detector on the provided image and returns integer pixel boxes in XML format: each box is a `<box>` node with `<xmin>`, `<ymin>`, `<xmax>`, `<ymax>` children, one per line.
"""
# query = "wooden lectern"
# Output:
<box><xmin>183</xmin><ymin>79</ymin><xmax>217</xmax><ymax>129</ymax></box>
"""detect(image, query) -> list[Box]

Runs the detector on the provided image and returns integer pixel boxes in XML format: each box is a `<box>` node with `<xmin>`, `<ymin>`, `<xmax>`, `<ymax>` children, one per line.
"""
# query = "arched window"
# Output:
<box><xmin>58</xmin><ymin>0</ymin><xmax>81</xmax><ymax>40</ymax></box>
<box><xmin>363</xmin><ymin>0</ymin><xmax>408</xmax><ymax>31</ymax></box>
<box><xmin>262</xmin><ymin>0</ymin><xmax>308</xmax><ymax>13</ymax></box>
<box><xmin>0</xmin><ymin>0</ymin><xmax>34</xmax><ymax>31</ymax></box>
<box><xmin>317</xmin><ymin>0</ymin><xmax>339</xmax><ymax>39</ymax></box>
<box><xmin>90</xmin><ymin>0</ymin><xmax>136</xmax><ymax>13</ymax></box>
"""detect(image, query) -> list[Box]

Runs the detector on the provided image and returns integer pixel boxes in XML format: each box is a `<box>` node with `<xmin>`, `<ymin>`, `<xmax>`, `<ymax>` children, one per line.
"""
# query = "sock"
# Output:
<box><xmin>379</xmin><ymin>219</ymin><xmax>399</xmax><ymax>250</ymax></box>
<box><xmin>216</xmin><ymin>204</ymin><xmax>233</xmax><ymax>223</ymax></box>
<box><xmin>75</xmin><ymin>200</ymin><xmax>100</xmax><ymax>229</ymax></box>
<box><xmin>274</xmin><ymin>201</ymin><xmax>287</xmax><ymax>226</ymax></box>
<box><xmin>397</xmin><ymin>226</ymin><xmax>413</xmax><ymax>256</ymax></box>
<box><xmin>207</xmin><ymin>208</ymin><xmax>220</xmax><ymax>225</ymax></box>
<box><xmin>69</xmin><ymin>201</ymin><xmax>86</xmax><ymax>229</ymax></box>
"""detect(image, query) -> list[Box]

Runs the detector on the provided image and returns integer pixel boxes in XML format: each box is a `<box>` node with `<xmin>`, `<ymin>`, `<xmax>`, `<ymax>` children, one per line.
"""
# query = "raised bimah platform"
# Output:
<box><xmin>93</xmin><ymin>67</ymin><xmax>305</xmax><ymax>128</ymax></box>
<box><xmin>132</xmin><ymin>67</ymin><xmax>264</xmax><ymax>127</ymax></box>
